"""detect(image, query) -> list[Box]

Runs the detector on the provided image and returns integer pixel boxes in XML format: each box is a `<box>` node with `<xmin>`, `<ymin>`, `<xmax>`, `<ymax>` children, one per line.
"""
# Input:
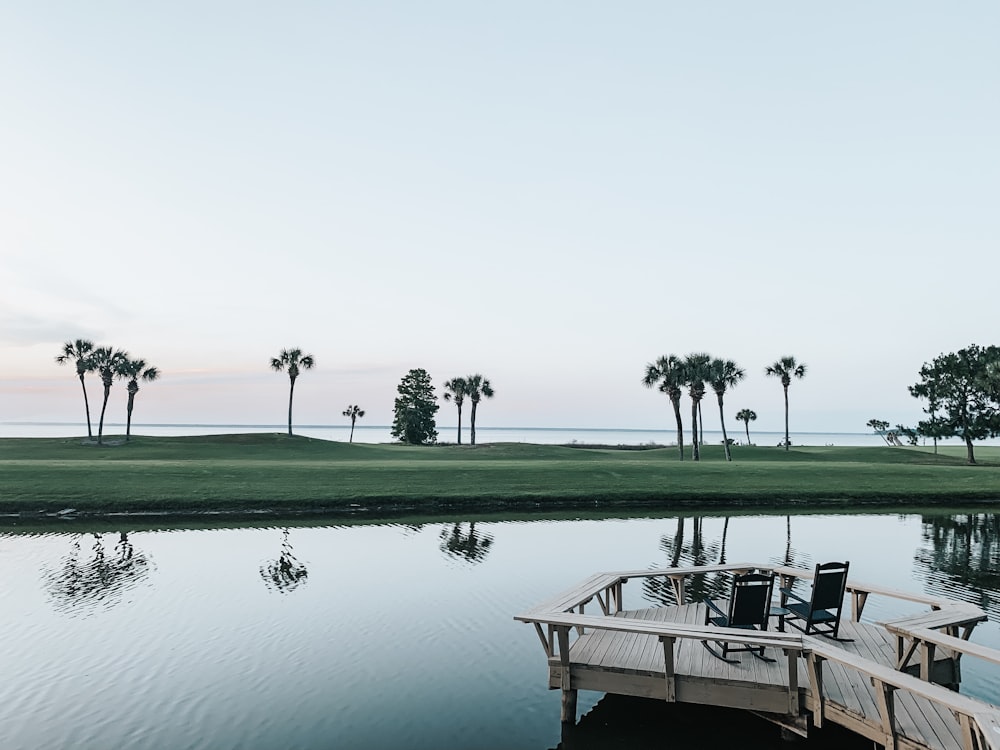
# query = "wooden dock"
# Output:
<box><xmin>516</xmin><ymin>563</ymin><xmax>1000</xmax><ymax>750</ymax></box>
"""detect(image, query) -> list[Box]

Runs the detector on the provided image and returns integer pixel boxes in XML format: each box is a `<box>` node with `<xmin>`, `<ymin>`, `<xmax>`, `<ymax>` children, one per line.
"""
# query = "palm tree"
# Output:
<box><xmin>464</xmin><ymin>374</ymin><xmax>494</xmax><ymax>446</ymax></box>
<box><xmin>735</xmin><ymin>408</ymin><xmax>757</xmax><ymax>446</ymax></box>
<box><xmin>708</xmin><ymin>358</ymin><xmax>746</xmax><ymax>461</ymax></box>
<box><xmin>442</xmin><ymin>377</ymin><xmax>469</xmax><ymax>444</ymax></box>
<box><xmin>642</xmin><ymin>355</ymin><xmax>686</xmax><ymax>460</ymax></box>
<box><xmin>55</xmin><ymin>339</ymin><xmax>96</xmax><ymax>437</ymax></box>
<box><xmin>90</xmin><ymin>346</ymin><xmax>128</xmax><ymax>445</ymax></box>
<box><xmin>765</xmin><ymin>356</ymin><xmax>807</xmax><ymax>451</ymax></box>
<box><xmin>343</xmin><ymin>405</ymin><xmax>365</xmax><ymax>443</ymax></box>
<box><xmin>269</xmin><ymin>348</ymin><xmax>315</xmax><ymax>436</ymax></box>
<box><xmin>683</xmin><ymin>353</ymin><xmax>712</xmax><ymax>461</ymax></box>
<box><xmin>117</xmin><ymin>357</ymin><xmax>160</xmax><ymax>441</ymax></box>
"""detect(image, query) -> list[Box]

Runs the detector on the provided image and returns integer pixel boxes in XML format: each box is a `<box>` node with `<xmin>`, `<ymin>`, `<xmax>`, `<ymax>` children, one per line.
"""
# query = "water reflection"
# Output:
<box><xmin>916</xmin><ymin>514</ymin><xmax>1000</xmax><ymax>618</ymax></box>
<box><xmin>260</xmin><ymin>528</ymin><xmax>308</xmax><ymax>593</ymax></box>
<box><xmin>44</xmin><ymin>532</ymin><xmax>152</xmax><ymax>614</ymax></box>
<box><xmin>439</xmin><ymin>521</ymin><xmax>494</xmax><ymax>564</ymax></box>
<box><xmin>642</xmin><ymin>517</ymin><xmax>731</xmax><ymax>606</ymax></box>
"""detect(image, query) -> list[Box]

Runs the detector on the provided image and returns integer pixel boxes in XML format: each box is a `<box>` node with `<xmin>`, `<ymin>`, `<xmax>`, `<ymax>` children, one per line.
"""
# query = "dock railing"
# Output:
<box><xmin>517</xmin><ymin>562</ymin><xmax>1000</xmax><ymax>750</ymax></box>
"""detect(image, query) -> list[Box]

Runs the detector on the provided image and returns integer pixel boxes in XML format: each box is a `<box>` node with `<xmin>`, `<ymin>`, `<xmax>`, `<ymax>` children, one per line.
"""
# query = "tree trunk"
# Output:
<box><xmin>671</xmin><ymin>397</ymin><xmax>684</xmax><ymax>460</ymax></box>
<box><xmin>349</xmin><ymin>418</ymin><xmax>355</xmax><ymax>443</ymax></box>
<box><xmin>698</xmin><ymin>402</ymin><xmax>704</xmax><ymax>447</ymax></box>
<box><xmin>287</xmin><ymin>376</ymin><xmax>296</xmax><ymax>436</ymax></box>
<box><xmin>457</xmin><ymin>404</ymin><xmax>463</xmax><ymax>445</ymax></box>
<box><xmin>744</xmin><ymin>421</ymin><xmax>751</xmax><ymax>446</ymax></box>
<box><xmin>965</xmin><ymin>434</ymin><xmax>976</xmax><ymax>464</ymax></box>
<box><xmin>126</xmin><ymin>392</ymin><xmax>135</xmax><ymax>441</ymax></box>
<box><xmin>690</xmin><ymin>399</ymin><xmax>700</xmax><ymax>461</ymax></box>
<box><xmin>718</xmin><ymin>396</ymin><xmax>731</xmax><ymax>461</ymax></box>
<box><xmin>78</xmin><ymin>373</ymin><xmax>93</xmax><ymax>438</ymax></box>
<box><xmin>470</xmin><ymin>402</ymin><xmax>477</xmax><ymax>445</ymax></box>
<box><xmin>97</xmin><ymin>384</ymin><xmax>111</xmax><ymax>446</ymax></box>
<box><xmin>783</xmin><ymin>384</ymin><xmax>790</xmax><ymax>450</ymax></box>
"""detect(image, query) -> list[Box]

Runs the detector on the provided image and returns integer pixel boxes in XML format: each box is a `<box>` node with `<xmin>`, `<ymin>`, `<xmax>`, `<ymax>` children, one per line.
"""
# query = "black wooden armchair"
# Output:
<box><xmin>779</xmin><ymin>561</ymin><xmax>851</xmax><ymax>640</ymax></box>
<box><xmin>702</xmin><ymin>572</ymin><xmax>776</xmax><ymax>663</ymax></box>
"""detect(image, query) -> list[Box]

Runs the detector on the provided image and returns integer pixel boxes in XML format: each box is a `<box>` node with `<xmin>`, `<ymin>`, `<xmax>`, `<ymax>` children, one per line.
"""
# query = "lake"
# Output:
<box><xmin>1</xmin><ymin>510</ymin><xmax>997</xmax><ymax>749</ymax></box>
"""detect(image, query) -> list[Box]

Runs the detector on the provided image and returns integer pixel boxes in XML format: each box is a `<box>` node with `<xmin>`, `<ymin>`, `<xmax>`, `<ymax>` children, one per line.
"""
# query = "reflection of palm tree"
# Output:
<box><xmin>439</xmin><ymin>522</ymin><xmax>494</xmax><ymax>564</ymax></box>
<box><xmin>260</xmin><ymin>528</ymin><xmax>308</xmax><ymax>593</ymax></box>
<box><xmin>45</xmin><ymin>532</ymin><xmax>151</xmax><ymax>613</ymax></box>
<box><xmin>643</xmin><ymin>517</ymin><xmax>730</xmax><ymax>606</ymax></box>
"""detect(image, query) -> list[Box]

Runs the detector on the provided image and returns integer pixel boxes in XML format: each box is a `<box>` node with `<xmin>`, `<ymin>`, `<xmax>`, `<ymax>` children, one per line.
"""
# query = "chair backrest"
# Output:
<box><xmin>728</xmin><ymin>572</ymin><xmax>775</xmax><ymax>627</ymax></box>
<box><xmin>810</xmin><ymin>561</ymin><xmax>849</xmax><ymax>612</ymax></box>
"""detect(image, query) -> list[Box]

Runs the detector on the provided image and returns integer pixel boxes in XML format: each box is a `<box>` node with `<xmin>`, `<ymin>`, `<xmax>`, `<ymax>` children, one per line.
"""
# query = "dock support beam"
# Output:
<box><xmin>556</xmin><ymin>626</ymin><xmax>577</xmax><ymax>724</ymax></box>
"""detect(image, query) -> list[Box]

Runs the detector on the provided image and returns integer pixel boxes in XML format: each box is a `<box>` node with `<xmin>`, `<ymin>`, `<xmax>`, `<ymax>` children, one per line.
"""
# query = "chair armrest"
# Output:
<box><xmin>780</xmin><ymin>587</ymin><xmax>807</xmax><ymax>605</ymax></box>
<box><xmin>704</xmin><ymin>598</ymin><xmax>728</xmax><ymax>619</ymax></box>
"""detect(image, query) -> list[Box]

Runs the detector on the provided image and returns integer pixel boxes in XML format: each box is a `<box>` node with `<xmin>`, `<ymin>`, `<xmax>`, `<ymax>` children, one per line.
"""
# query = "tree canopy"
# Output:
<box><xmin>391</xmin><ymin>368</ymin><xmax>439</xmax><ymax>445</ymax></box>
<box><xmin>909</xmin><ymin>344</ymin><xmax>1000</xmax><ymax>464</ymax></box>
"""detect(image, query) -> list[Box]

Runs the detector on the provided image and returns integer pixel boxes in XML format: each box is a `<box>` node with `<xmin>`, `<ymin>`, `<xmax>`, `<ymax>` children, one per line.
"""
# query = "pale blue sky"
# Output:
<box><xmin>2</xmin><ymin>2</ymin><xmax>998</xmax><ymax>432</ymax></box>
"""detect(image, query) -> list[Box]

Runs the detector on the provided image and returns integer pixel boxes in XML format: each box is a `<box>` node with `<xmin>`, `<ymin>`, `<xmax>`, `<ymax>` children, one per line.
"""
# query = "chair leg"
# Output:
<box><xmin>702</xmin><ymin>640</ymin><xmax>740</xmax><ymax>664</ymax></box>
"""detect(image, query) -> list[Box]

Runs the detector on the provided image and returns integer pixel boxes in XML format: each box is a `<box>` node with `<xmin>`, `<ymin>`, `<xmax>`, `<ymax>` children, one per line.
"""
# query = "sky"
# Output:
<box><xmin>1</xmin><ymin>2</ymin><xmax>998</xmax><ymax>433</ymax></box>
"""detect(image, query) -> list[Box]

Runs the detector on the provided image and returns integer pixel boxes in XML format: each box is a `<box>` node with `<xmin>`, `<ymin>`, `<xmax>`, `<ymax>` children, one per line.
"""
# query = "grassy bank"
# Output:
<box><xmin>1</xmin><ymin>434</ymin><xmax>999</xmax><ymax>517</ymax></box>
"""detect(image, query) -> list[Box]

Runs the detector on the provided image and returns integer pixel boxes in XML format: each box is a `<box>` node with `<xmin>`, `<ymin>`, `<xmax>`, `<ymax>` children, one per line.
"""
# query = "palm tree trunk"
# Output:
<box><xmin>287</xmin><ymin>377</ymin><xmax>296</xmax><ymax>436</ymax></box>
<box><xmin>126</xmin><ymin>393</ymin><xmax>135</xmax><ymax>441</ymax></box>
<box><xmin>78</xmin><ymin>373</ymin><xmax>93</xmax><ymax>438</ymax></box>
<box><xmin>98</xmin><ymin>385</ymin><xmax>111</xmax><ymax>446</ymax></box>
<box><xmin>690</xmin><ymin>399</ymin><xmax>700</xmax><ymax>461</ymax></box>
<box><xmin>743</xmin><ymin>421</ymin><xmax>751</xmax><ymax>446</ymax></box>
<box><xmin>470</xmin><ymin>403</ymin><xmax>477</xmax><ymax>446</ymax></box>
<box><xmin>671</xmin><ymin>397</ymin><xmax>684</xmax><ymax>460</ymax></box>
<box><xmin>349</xmin><ymin>418</ymin><xmax>355</xmax><ymax>443</ymax></box>
<box><xmin>457</xmin><ymin>404</ymin><xmax>463</xmax><ymax>445</ymax></box>
<box><xmin>783</xmin><ymin>385</ymin><xmax>790</xmax><ymax>450</ymax></box>
<box><xmin>717</xmin><ymin>396</ymin><xmax>731</xmax><ymax>461</ymax></box>
<box><xmin>698</xmin><ymin>403</ymin><xmax>704</xmax><ymax>447</ymax></box>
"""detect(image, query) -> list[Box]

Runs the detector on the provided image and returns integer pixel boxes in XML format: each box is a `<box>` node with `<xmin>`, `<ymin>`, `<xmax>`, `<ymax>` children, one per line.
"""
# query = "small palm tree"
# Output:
<box><xmin>55</xmin><ymin>339</ymin><xmax>96</xmax><ymax>437</ymax></box>
<box><xmin>90</xmin><ymin>347</ymin><xmax>129</xmax><ymax>445</ymax></box>
<box><xmin>765</xmin><ymin>356</ymin><xmax>807</xmax><ymax>451</ymax></box>
<box><xmin>464</xmin><ymin>374</ymin><xmax>494</xmax><ymax>446</ymax></box>
<box><xmin>642</xmin><ymin>355</ymin><xmax>686</xmax><ymax>460</ymax></box>
<box><xmin>343</xmin><ymin>405</ymin><xmax>365</xmax><ymax>443</ymax></box>
<box><xmin>117</xmin><ymin>358</ymin><xmax>160</xmax><ymax>441</ymax></box>
<box><xmin>269</xmin><ymin>348</ymin><xmax>315</xmax><ymax>436</ymax></box>
<box><xmin>708</xmin><ymin>358</ymin><xmax>745</xmax><ymax>461</ymax></box>
<box><xmin>735</xmin><ymin>408</ymin><xmax>757</xmax><ymax>446</ymax></box>
<box><xmin>683</xmin><ymin>353</ymin><xmax>712</xmax><ymax>461</ymax></box>
<box><xmin>442</xmin><ymin>377</ymin><xmax>469</xmax><ymax>444</ymax></box>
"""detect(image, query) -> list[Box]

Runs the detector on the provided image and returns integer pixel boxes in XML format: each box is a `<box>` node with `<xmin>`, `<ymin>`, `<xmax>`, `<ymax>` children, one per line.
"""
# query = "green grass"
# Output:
<box><xmin>1</xmin><ymin>433</ymin><xmax>999</xmax><ymax>517</ymax></box>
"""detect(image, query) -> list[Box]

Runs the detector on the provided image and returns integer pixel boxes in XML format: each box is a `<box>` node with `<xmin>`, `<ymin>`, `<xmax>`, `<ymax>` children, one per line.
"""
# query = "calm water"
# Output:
<box><xmin>5</xmin><ymin>421</ymin><xmax>992</xmax><ymax>448</ymax></box>
<box><xmin>1</xmin><ymin>511</ymin><xmax>998</xmax><ymax>750</ymax></box>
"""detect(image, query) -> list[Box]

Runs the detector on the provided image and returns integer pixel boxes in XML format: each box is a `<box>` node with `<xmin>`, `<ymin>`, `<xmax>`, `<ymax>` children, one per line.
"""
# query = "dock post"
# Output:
<box><xmin>556</xmin><ymin>626</ymin><xmax>577</xmax><ymax>724</ymax></box>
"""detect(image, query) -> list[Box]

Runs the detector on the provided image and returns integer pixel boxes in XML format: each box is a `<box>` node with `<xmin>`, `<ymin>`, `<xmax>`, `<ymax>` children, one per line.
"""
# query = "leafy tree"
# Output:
<box><xmin>343</xmin><ymin>405</ymin><xmax>365</xmax><ymax>443</ymax></box>
<box><xmin>117</xmin><ymin>357</ymin><xmax>160</xmax><ymax>441</ymax></box>
<box><xmin>683</xmin><ymin>353</ymin><xmax>712</xmax><ymax>461</ymax></box>
<box><xmin>909</xmin><ymin>344</ymin><xmax>1000</xmax><ymax>464</ymax></box>
<box><xmin>90</xmin><ymin>346</ymin><xmax>128</xmax><ymax>445</ymax></box>
<box><xmin>391</xmin><ymin>368</ymin><xmax>439</xmax><ymax>445</ymax></box>
<box><xmin>765</xmin><ymin>356</ymin><xmax>807</xmax><ymax>451</ymax></box>
<box><xmin>735</xmin><ymin>408</ymin><xmax>756</xmax><ymax>446</ymax></box>
<box><xmin>464</xmin><ymin>374</ymin><xmax>494</xmax><ymax>446</ymax></box>
<box><xmin>708</xmin><ymin>358</ymin><xmax>745</xmax><ymax>461</ymax></box>
<box><xmin>269</xmin><ymin>348</ymin><xmax>315</xmax><ymax>436</ymax></box>
<box><xmin>895</xmin><ymin>424</ymin><xmax>920</xmax><ymax>446</ymax></box>
<box><xmin>442</xmin><ymin>377</ymin><xmax>469</xmax><ymax>444</ymax></box>
<box><xmin>867</xmin><ymin>418</ymin><xmax>892</xmax><ymax>446</ymax></box>
<box><xmin>642</xmin><ymin>355</ymin><xmax>686</xmax><ymax>460</ymax></box>
<box><xmin>55</xmin><ymin>339</ymin><xmax>96</xmax><ymax>437</ymax></box>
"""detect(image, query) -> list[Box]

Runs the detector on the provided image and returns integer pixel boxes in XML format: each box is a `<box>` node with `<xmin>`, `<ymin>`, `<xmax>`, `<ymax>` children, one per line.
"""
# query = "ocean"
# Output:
<box><xmin>1</xmin><ymin>421</ymin><xmax>989</xmax><ymax>447</ymax></box>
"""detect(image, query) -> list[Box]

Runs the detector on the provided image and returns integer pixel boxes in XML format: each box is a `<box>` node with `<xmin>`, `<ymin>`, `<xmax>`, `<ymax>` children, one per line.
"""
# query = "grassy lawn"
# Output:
<box><xmin>1</xmin><ymin>433</ymin><xmax>998</xmax><ymax>516</ymax></box>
